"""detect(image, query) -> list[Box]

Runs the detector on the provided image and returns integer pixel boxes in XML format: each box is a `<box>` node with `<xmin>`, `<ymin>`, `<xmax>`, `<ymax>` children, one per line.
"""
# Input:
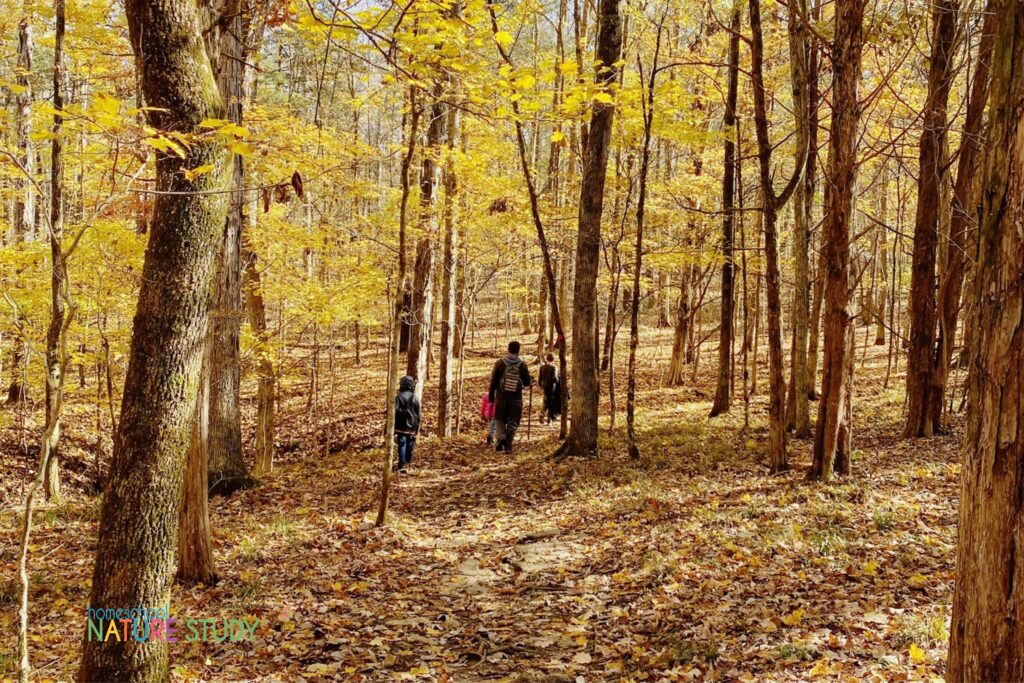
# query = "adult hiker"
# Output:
<box><xmin>537</xmin><ymin>353</ymin><xmax>560</xmax><ymax>424</ymax></box>
<box><xmin>488</xmin><ymin>340</ymin><xmax>534</xmax><ymax>453</ymax></box>
<box><xmin>394</xmin><ymin>375</ymin><xmax>420</xmax><ymax>474</ymax></box>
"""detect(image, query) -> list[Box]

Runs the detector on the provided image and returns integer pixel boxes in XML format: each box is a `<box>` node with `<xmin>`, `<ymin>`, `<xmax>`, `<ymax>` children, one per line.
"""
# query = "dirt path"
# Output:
<box><xmin>2</xmin><ymin>343</ymin><xmax>961</xmax><ymax>681</ymax></box>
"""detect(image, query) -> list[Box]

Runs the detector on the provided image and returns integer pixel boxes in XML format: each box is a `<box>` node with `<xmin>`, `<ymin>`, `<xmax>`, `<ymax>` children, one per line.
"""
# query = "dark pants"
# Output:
<box><xmin>494</xmin><ymin>395</ymin><xmax>523</xmax><ymax>449</ymax></box>
<box><xmin>396</xmin><ymin>433</ymin><xmax>416</xmax><ymax>468</ymax></box>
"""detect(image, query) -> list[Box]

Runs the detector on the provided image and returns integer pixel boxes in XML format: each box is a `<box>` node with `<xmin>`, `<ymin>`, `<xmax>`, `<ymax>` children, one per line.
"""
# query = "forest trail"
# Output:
<box><xmin>3</xmin><ymin>342</ymin><xmax>961</xmax><ymax>681</ymax></box>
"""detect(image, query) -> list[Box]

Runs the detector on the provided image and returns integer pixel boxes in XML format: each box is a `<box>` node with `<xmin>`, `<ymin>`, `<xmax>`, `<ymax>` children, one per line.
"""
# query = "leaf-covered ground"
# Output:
<box><xmin>2</xmin><ymin>331</ymin><xmax>961</xmax><ymax>681</ymax></box>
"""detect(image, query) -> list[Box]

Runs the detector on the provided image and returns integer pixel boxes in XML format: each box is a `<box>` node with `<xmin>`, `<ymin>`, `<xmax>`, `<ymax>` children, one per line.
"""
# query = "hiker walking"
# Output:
<box><xmin>488</xmin><ymin>340</ymin><xmax>533</xmax><ymax>453</ymax></box>
<box><xmin>537</xmin><ymin>353</ymin><xmax>559</xmax><ymax>424</ymax></box>
<box><xmin>394</xmin><ymin>375</ymin><xmax>420</xmax><ymax>474</ymax></box>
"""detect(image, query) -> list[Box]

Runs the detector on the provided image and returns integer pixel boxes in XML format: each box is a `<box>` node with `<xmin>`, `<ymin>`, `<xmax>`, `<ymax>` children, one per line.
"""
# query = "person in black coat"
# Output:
<box><xmin>394</xmin><ymin>375</ymin><xmax>420</xmax><ymax>473</ymax></box>
<box><xmin>537</xmin><ymin>353</ymin><xmax>559</xmax><ymax>423</ymax></box>
<box><xmin>488</xmin><ymin>341</ymin><xmax>533</xmax><ymax>453</ymax></box>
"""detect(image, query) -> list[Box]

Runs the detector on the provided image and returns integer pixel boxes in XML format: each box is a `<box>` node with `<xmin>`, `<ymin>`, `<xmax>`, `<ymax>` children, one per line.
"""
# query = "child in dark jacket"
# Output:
<box><xmin>394</xmin><ymin>375</ymin><xmax>420</xmax><ymax>473</ymax></box>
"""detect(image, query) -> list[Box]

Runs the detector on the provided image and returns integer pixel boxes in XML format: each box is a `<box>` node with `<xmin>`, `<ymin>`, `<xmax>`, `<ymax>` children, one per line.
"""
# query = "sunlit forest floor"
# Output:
<box><xmin>2</xmin><ymin>324</ymin><xmax>962</xmax><ymax>681</ymax></box>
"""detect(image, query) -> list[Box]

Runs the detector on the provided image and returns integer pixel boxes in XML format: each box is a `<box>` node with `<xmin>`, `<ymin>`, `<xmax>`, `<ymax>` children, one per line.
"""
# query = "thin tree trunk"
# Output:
<box><xmin>748</xmin><ymin>0</ymin><xmax>808</xmax><ymax>472</ymax></box>
<box><xmin>43</xmin><ymin>0</ymin><xmax>68</xmax><ymax>502</ymax></box>
<box><xmin>628</xmin><ymin>27</ymin><xmax>662</xmax><ymax>458</ymax></box>
<box><xmin>377</xmin><ymin>88</ymin><xmax>420</xmax><ymax>527</ymax></box>
<box><xmin>784</xmin><ymin>0</ymin><xmax>814</xmax><ymax>435</ymax></box>
<box><xmin>243</xmin><ymin>234</ymin><xmax>275</xmax><ymax>477</ymax></box>
<box><xmin>13</xmin><ymin>8</ymin><xmax>36</xmax><ymax>242</ymax></box>
<box><xmin>438</xmin><ymin>101</ymin><xmax>460</xmax><ymax>438</ymax></box>
<box><xmin>904</xmin><ymin>0</ymin><xmax>958</xmax><ymax>438</ymax></box>
<box><xmin>78</xmin><ymin>0</ymin><xmax>230</xmax><ymax>678</ymax></box>
<box><xmin>709</xmin><ymin>1</ymin><xmax>741</xmax><ymax>417</ymax></box>
<box><xmin>931</xmin><ymin>4</ymin><xmax>994</xmax><ymax>431</ymax></box>
<box><xmin>810</xmin><ymin>0</ymin><xmax>866</xmax><ymax>482</ymax></box>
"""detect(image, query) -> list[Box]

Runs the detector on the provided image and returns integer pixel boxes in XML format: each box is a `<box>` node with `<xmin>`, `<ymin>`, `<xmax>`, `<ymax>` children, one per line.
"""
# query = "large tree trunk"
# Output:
<box><xmin>809</xmin><ymin>0</ymin><xmax>865</xmax><ymax>482</ymax></box>
<box><xmin>931</xmin><ymin>5</ymin><xmax>994</xmax><ymax>431</ymax></box>
<box><xmin>558</xmin><ymin>0</ymin><xmax>622</xmax><ymax>458</ymax></box>
<box><xmin>709</xmin><ymin>2</ymin><xmax>741</xmax><ymax>418</ymax></box>
<box><xmin>206</xmin><ymin>0</ymin><xmax>251</xmax><ymax>495</ymax></box>
<box><xmin>947</xmin><ymin>0</ymin><xmax>1024</xmax><ymax>674</ymax></box>
<box><xmin>78</xmin><ymin>0</ymin><xmax>230</xmax><ymax>679</ymax></box>
<box><xmin>904</xmin><ymin>0</ymin><xmax>958</xmax><ymax>438</ymax></box>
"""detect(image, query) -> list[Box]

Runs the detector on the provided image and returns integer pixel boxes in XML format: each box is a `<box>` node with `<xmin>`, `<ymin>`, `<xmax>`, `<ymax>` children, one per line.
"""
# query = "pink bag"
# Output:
<box><xmin>480</xmin><ymin>394</ymin><xmax>495</xmax><ymax>420</ymax></box>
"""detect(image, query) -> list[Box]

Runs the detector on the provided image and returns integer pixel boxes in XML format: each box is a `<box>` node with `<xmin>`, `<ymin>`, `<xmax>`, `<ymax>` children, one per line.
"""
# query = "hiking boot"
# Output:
<box><xmin>398</xmin><ymin>466</ymin><xmax>408</xmax><ymax>475</ymax></box>
<box><xmin>486</xmin><ymin>434</ymin><xmax>493</xmax><ymax>445</ymax></box>
<box><xmin>495</xmin><ymin>439</ymin><xmax>505</xmax><ymax>452</ymax></box>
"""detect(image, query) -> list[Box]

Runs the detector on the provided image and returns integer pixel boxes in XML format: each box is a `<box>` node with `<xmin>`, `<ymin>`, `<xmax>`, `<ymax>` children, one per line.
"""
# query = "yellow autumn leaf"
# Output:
<box><xmin>781</xmin><ymin>607</ymin><xmax>805</xmax><ymax>626</ymax></box>
<box><xmin>861</xmin><ymin>559</ymin><xmax>879</xmax><ymax>576</ymax></box>
<box><xmin>182</xmin><ymin>164</ymin><xmax>215</xmax><ymax>181</ymax></box>
<box><xmin>909</xmin><ymin>643</ymin><xmax>926</xmax><ymax>663</ymax></box>
<box><xmin>494</xmin><ymin>31</ymin><xmax>514</xmax><ymax>49</ymax></box>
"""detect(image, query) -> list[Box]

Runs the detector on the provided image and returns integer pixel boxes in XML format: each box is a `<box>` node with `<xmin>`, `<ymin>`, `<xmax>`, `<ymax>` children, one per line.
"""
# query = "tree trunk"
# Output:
<box><xmin>628</xmin><ymin>26</ymin><xmax>662</xmax><ymax>458</ymax></box>
<box><xmin>437</xmin><ymin>102</ymin><xmax>460</xmax><ymax>438</ymax></box>
<box><xmin>176</xmin><ymin>347</ymin><xmax>217</xmax><ymax>585</ymax></box>
<box><xmin>558</xmin><ymin>0</ymin><xmax>622</xmax><ymax>457</ymax></box>
<box><xmin>377</xmin><ymin>89</ymin><xmax>420</xmax><ymax>527</ymax></box>
<box><xmin>13</xmin><ymin>10</ymin><xmax>36</xmax><ymax>242</ymax></box>
<box><xmin>666</xmin><ymin>268</ymin><xmax>692</xmax><ymax>386</ymax></box>
<box><xmin>810</xmin><ymin>0</ymin><xmax>865</xmax><ymax>482</ymax></box>
<box><xmin>931</xmin><ymin>5</ymin><xmax>994</xmax><ymax>431</ymax></box>
<box><xmin>243</xmin><ymin>235</ymin><xmax>275</xmax><ymax>477</ymax></box>
<box><xmin>406</xmin><ymin>95</ymin><xmax>446</xmax><ymax>404</ymax></box>
<box><xmin>78</xmin><ymin>0</ymin><xmax>230</xmax><ymax>678</ymax></box>
<box><xmin>748</xmin><ymin>0</ymin><xmax>808</xmax><ymax>472</ymax></box>
<box><xmin>784</xmin><ymin>0</ymin><xmax>814</xmax><ymax>435</ymax></box>
<box><xmin>44</xmin><ymin>0</ymin><xmax>68</xmax><ymax>503</ymax></box>
<box><xmin>904</xmin><ymin>0</ymin><xmax>958</xmax><ymax>438</ymax></box>
<box><xmin>207</xmin><ymin>0</ymin><xmax>251</xmax><ymax>494</ymax></box>
<box><xmin>709</xmin><ymin>2</ymin><xmax>741</xmax><ymax>417</ymax></box>
<box><xmin>947</xmin><ymin>0</ymin><xmax>1024</xmax><ymax>673</ymax></box>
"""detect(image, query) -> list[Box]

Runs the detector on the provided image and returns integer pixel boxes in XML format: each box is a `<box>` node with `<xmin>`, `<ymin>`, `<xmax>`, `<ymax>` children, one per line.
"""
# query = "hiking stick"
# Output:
<box><xmin>527</xmin><ymin>385</ymin><xmax>533</xmax><ymax>441</ymax></box>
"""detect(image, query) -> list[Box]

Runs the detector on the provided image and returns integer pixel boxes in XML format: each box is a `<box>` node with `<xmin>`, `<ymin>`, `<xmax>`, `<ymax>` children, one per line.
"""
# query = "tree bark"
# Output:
<box><xmin>558</xmin><ymin>0</ymin><xmax>622</xmax><ymax>457</ymax></box>
<box><xmin>44</xmin><ymin>0</ymin><xmax>68</xmax><ymax>502</ymax></box>
<box><xmin>904</xmin><ymin>0</ymin><xmax>958</xmax><ymax>438</ymax></box>
<box><xmin>783</xmin><ymin>0</ymin><xmax>814</xmax><ymax>435</ymax></box>
<box><xmin>176</xmin><ymin>347</ymin><xmax>217</xmax><ymax>586</ymax></box>
<box><xmin>438</xmin><ymin>101</ymin><xmax>460</xmax><ymax>438</ymax></box>
<box><xmin>377</xmin><ymin>88</ymin><xmax>419</xmax><ymax>527</ymax></box>
<box><xmin>206</xmin><ymin>0</ymin><xmax>252</xmax><ymax>495</ymax></box>
<box><xmin>13</xmin><ymin>10</ymin><xmax>36</xmax><ymax>242</ymax></box>
<box><xmin>931</xmin><ymin>4</ymin><xmax>994</xmax><ymax>431</ymax></box>
<box><xmin>709</xmin><ymin>2</ymin><xmax>741</xmax><ymax>417</ymax></box>
<box><xmin>406</xmin><ymin>94</ymin><xmax>446</xmax><ymax>404</ymax></box>
<box><xmin>78</xmin><ymin>0</ymin><xmax>230</xmax><ymax>679</ymax></box>
<box><xmin>243</xmin><ymin>235</ymin><xmax>275</xmax><ymax>477</ymax></box>
<box><xmin>748</xmin><ymin>0</ymin><xmax>808</xmax><ymax>472</ymax></box>
<box><xmin>810</xmin><ymin>0</ymin><xmax>866</xmax><ymax>482</ymax></box>
<box><xmin>947</xmin><ymin>0</ymin><xmax>1024</xmax><ymax>674</ymax></box>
